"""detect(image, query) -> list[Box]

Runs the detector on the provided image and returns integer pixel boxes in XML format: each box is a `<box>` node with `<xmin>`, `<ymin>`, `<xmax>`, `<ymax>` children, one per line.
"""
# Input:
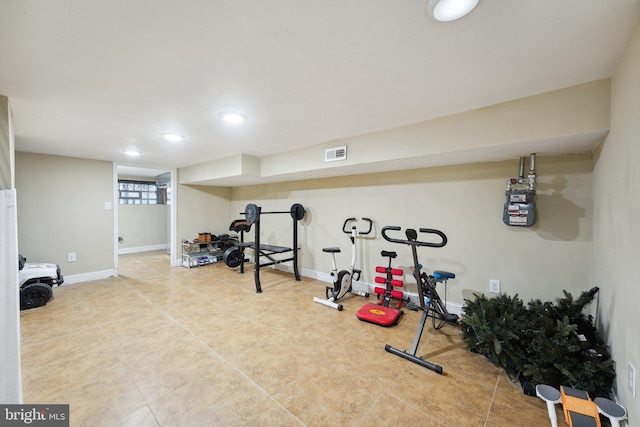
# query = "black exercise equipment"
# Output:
<box><xmin>237</xmin><ymin>203</ymin><xmax>306</xmax><ymax>293</ymax></box>
<box><xmin>380</xmin><ymin>225</ymin><xmax>457</xmax><ymax>374</ymax></box>
<box><xmin>244</xmin><ymin>203</ymin><xmax>305</xmax><ymax>225</ymax></box>
<box><xmin>223</xmin><ymin>219</ymin><xmax>253</xmax><ymax>270</ymax></box>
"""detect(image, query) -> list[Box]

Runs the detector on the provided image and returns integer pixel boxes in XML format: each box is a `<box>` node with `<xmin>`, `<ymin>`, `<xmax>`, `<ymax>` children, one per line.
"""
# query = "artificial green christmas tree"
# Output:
<box><xmin>460</xmin><ymin>288</ymin><xmax>615</xmax><ymax>397</ymax></box>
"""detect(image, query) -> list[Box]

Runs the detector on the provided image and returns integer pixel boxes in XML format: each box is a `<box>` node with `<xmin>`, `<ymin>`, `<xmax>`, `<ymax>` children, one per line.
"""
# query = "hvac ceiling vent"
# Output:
<box><xmin>324</xmin><ymin>145</ymin><xmax>347</xmax><ymax>162</ymax></box>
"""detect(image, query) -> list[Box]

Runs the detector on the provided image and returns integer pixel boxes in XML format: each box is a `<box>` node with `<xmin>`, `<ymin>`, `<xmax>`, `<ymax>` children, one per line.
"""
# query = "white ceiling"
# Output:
<box><xmin>1</xmin><ymin>1</ymin><xmax>639</xmax><ymax>180</ymax></box>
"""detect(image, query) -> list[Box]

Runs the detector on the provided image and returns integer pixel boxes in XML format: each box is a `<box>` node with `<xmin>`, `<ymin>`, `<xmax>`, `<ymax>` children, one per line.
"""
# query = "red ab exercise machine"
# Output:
<box><xmin>356</xmin><ymin>250</ymin><xmax>406</xmax><ymax>326</ymax></box>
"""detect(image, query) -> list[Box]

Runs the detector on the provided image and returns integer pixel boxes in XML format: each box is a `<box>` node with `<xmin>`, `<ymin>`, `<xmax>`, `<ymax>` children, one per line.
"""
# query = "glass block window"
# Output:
<box><xmin>118</xmin><ymin>180</ymin><xmax>161</xmax><ymax>205</ymax></box>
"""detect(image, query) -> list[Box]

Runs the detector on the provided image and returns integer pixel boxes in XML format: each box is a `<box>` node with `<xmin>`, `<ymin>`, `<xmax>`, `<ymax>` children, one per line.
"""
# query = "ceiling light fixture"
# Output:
<box><xmin>123</xmin><ymin>150</ymin><xmax>141</xmax><ymax>157</ymax></box>
<box><xmin>217</xmin><ymin>111</ymin><xmax>248</xmax><ymax>124</ymax></box>
<box><xmin>428</xmin><ymin>0</ymin><xmax>479</xmax><ymax>22</ymax></box>
<box><xmin>161</xmin><ymin>133</ymin><xmax>186</xmax><ymax>142</ymax></box>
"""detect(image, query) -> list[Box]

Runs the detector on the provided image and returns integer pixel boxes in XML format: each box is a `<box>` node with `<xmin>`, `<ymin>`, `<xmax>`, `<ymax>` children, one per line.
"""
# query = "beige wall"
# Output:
<box><xmin>118</xmin><ymin>204</ymin><xmax>167</xmax><ymax>250</ymax></box>
<box><xmin>15</xmin><ymin>152</ymin><xmax>114</xmax><ymax>277</ymax></box>
<box><xmin>174</xmin><ymin>178</ymin><xmax>232</xmax><ymax>263</ymax></box>
<box><xmin>231</xmin><ymin>153</ymin><xmax>593</xmax><ymax>308</ymax></box>
<box><xmin>593</xmin><ymin>19</ymin><xmax>640</xmax><ymax>419</ymax></box>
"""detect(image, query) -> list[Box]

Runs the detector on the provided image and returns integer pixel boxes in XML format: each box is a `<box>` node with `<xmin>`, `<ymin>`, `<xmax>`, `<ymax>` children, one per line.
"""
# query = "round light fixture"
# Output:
<box><xmin>217</xmin><ymin>111</ymin><xmax>248</xmax><ymax>124</ymax></box>
<box><xmin>161</xmin><ymin>133</ymin><xmax>186</xmax><ymax>142</ymax></box>
<box><xmin>123</xmin><ymin>150</ymin><xmax>141</xmax><ymax>157</ymax></box>
<box><xmin>428</xmin><ymin>0</ymin><xmax>479</xmax><ymax>22</ymax></box>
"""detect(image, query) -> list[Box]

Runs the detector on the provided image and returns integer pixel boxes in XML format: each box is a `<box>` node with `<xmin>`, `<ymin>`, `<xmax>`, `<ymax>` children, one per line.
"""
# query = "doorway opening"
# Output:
<box><xmin>114</xmin><ymin>165</ymin><xmax>177</xmax><ymax>275</ymax></box>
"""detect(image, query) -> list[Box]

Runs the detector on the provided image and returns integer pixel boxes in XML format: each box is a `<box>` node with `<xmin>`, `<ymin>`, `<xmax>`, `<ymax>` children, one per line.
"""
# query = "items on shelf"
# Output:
<box><xmin>181</xmin><ymin>231</ymin><xmax>239</xmax><ymax>268</ymax></box>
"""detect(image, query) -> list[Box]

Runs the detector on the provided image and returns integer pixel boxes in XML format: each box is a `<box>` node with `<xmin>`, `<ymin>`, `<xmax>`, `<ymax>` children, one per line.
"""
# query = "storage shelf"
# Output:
<box><xmin>181</xmin><ymin>240</ymin><xmax>228</xmax><ymax>268</ymax></box>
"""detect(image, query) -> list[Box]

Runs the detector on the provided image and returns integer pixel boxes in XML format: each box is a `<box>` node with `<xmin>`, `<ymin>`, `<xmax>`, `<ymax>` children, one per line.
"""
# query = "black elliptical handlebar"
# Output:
<box><xmin>381</xmin><ymin>225</ymin><xmax>447</xmax><ymax>248</ymax></box>
<box><xmin>343</xmin><ymin>217</ymin><xmax>374</xmax><ymax>235</ymax></box>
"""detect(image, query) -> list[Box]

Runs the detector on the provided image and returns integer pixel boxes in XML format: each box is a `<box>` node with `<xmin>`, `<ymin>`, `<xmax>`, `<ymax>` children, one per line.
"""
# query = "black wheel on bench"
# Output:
<box><xmin>223</xmin><ymin>247</ymin><xmax>244</xmax><ymax>268</ymax></box>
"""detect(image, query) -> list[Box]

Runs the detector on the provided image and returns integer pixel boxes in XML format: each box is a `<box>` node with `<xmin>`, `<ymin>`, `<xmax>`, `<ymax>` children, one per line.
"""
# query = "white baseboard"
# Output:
<box><xmin>118</xmin><ymin>244</ymin><xmax>168</xmax><ymax>255</ymax></box>
<box><xmin>301</xmin><ymin>267</ymin><xmax>330</xmax><ymax>282</ymax></box>
<box><xmin>61</xmin><ymin>269</ymin><xmax>115</xmax><ymax>286</ymax></box>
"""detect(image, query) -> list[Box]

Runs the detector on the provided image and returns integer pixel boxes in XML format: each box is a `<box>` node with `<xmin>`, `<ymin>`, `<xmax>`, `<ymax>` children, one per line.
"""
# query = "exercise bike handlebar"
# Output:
<box><xmin>343</xmin><ymin>217</ymin><xmax>373</xmax><ymax>235</ymax></box>
<box><xmin>381</xmin><ymin>225</ymin><xmax>448</xmax><ymax>248</ymax></box>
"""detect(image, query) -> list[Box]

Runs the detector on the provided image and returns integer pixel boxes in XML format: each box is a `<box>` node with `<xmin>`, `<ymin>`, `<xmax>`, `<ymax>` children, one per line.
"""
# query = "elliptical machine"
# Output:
<box><xmin>313</xmin><ymin>217</ymin><xmax>373</xmax><ymax>311</ymax></box>
<box><xmin>381</xmin><ymin>226</ymin><xmax>458</xmax><ymax>374</ymax></box>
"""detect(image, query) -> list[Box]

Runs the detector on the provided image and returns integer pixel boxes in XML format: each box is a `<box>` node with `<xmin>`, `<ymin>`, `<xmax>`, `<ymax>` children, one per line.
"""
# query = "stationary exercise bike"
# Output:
<box><xmin>313</xmin><ymin>217</ymin><xmax>373</xmax><ymax>311</ymax></box>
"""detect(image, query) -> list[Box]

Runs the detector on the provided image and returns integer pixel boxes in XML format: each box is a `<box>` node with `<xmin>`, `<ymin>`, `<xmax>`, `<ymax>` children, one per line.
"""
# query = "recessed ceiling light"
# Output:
<box><xmin>123</xmin><ymin>150</ymin><xmax>141</xmax><ymax>157</ymax></box>
<box><xmin>428</xmin><ymin>0</ymin><xmax>479</xmax><ymax>22</ymax></box>
<box><xmin>161</xmin><ymin>133</ymin><xmax>186</xmax><ymax>142</ymax></box>
<box><xmin>217</xmin><ymin>111</ymin><xmax>248</xmax><ymax>124</ymax></box>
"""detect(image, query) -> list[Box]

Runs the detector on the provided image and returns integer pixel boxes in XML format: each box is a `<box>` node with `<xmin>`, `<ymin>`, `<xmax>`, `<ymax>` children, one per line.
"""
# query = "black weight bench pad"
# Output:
<box><xmin>238</xmin><ymin>243</ymin><xmax>292</xmax><ymax>253</ymax></box>
<box><xmin>258</xmin><ymin>244</ymin><xmax>292</xmax><ymax>253</ymax></box>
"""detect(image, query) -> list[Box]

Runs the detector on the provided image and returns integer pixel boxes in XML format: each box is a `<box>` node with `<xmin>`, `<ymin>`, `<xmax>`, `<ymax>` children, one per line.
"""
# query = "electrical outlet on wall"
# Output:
<box><xmin>489</xmin><ymin>279</ymin><xmax>501</xmax><ymax>294</ymax></box>
<box><xmin>67</xmin><ymin>252</ymin><xmax>76</xmax><ymax>262</ymax></box>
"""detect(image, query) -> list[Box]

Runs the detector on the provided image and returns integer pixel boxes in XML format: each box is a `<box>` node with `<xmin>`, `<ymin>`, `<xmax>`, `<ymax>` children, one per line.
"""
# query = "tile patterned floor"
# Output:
<box><xmin>20</xmin><ymin>251</ymin><xmax>559</xmax><ymax>426</ymax></box>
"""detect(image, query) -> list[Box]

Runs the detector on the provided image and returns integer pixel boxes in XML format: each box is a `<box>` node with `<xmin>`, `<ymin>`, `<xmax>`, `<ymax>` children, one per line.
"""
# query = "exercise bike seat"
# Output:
<box><xmin>433</xmin><ymin>270</ymin><xmax>455</xmax><ymax>280</ymax></box>
<box><xmin>322</xmin><ymin>247</ymin><xmax>341</xmax><ymax>253</ymax></box>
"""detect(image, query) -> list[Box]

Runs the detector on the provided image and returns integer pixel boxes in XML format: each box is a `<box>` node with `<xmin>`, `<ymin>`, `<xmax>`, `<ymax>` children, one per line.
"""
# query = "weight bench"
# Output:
<box><xmin>237</xmin><ymin>242</ymin><xmax>295</xmax><ymax>269</ymax></box>
<box><xmin>236</xmin><ymin>203</ymin><xmax>306</xmax><ymax>293</ymax></box>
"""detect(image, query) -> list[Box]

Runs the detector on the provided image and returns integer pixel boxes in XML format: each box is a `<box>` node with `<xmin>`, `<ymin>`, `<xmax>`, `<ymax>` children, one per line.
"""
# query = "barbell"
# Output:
<box><xmin>242</xmin><ymin>203</ymin><xmax>305</xmax><ymax>224</ymax></box>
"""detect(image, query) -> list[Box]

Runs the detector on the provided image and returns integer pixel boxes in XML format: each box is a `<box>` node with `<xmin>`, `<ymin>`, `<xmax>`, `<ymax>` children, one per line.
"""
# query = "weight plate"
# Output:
<box><xmin>290</xmin><ymin>203</ymin><xmax>305</xmax><ymax>221</ymax></box>
<box><xmin>223</xmin><ymin>247</ymin><xmax>243</xmax><ymax>268</ymax></box>
<box><xmin>245</xmin><ymin>203</ymin><xmax>259</xmax><ymax>224</ymax></box>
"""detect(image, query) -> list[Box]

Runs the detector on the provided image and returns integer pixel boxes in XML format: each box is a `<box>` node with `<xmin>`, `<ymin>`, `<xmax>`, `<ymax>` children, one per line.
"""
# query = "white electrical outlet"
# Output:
<box><xmin>67</xmin><ymin>252</ymin><xmax>76</xmax><ymax>262</ymax></box>
<box><xmin>629</xmin><ymin>362</ymin><xmax>636</xmax><ymax>398</ymax></box>
<box><xmin>489</xmin><ymin>279</ymin><xmax>501</xmax><ymax>294</ymax></box>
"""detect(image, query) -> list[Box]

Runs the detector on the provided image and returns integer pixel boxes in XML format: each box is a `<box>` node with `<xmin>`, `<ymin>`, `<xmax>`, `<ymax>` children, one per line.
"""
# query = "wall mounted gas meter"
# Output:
<box><xmin>503</xmin><ymin>153</ymin><xmax>537</xmax><ymax>227</ymax></box>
